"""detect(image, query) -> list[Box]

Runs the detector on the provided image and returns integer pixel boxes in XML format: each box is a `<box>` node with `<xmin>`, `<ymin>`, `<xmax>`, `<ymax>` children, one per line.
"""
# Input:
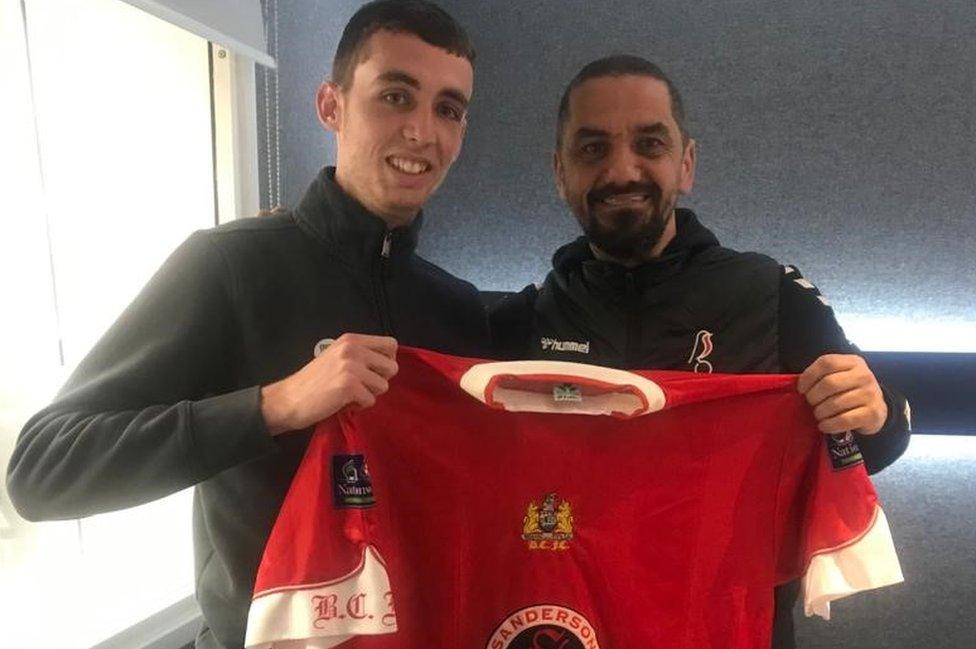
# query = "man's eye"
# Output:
<box><xmin>579</xmin><ymin>142</ymin><xmax>606</xmax><ymax>157</ymax></box>
<box><xmin>382</xmin><ymin>91</ymin><xmax>409</xmax><ymax>106</ymax></box>
<box><xmin>636</xmin><ymin>138</ymin><xmax>665</xmax><ymax>154</ymax></box>
<box><xmin>438</xmin><ymin>103</ymin><xmax>464</xmax><ymax>122</ymax></box>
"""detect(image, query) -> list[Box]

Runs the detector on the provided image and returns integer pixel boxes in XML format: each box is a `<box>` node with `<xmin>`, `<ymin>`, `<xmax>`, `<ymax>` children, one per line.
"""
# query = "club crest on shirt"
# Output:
<box><xmin>827</xmin><ymin>431</ymin><xmax>863</xmax><ymax>470</ymax></box>
<box><xmin>522</xmin><ymin>493</ymin><xmax>574</xmax><ymax>551</ymax></box>
<box><xmin>486</xmin><ymin>604</ymin><xmax>600</xmax><ymax>649</ymax></box>
<box><xmin>331</xmin><ymin>454</ymin><xmax>375</xmax><ymax>508</ymax></box>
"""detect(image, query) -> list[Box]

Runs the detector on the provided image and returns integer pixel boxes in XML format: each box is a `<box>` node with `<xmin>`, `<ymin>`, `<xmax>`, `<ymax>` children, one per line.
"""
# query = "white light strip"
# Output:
<box><xmin>903</xmin><ymin>434</ymin><xmax>976</xmax><ymax>460</ymax></box>
<box><xmin>838</xmin><ymin>315</ymin><xmax>976</xmax><ymax>353</ymax></box>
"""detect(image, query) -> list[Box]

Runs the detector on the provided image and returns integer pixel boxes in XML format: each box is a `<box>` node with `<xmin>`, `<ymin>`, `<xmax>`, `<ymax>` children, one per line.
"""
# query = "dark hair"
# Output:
<box><xmin>556</xmin><ymin>55</ymin><xmax>688</xmax><ymax>147</ymax></box>
<box><xmin>332</xmin><ymin>0</ymin><xmax>475</xmax><ymax>88</ymax></box>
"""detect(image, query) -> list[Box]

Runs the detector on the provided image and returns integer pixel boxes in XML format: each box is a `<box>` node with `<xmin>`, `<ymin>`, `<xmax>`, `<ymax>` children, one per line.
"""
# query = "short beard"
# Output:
<box><xmin>580</xmin><ymin>184</ymin><xmax>677</xmax><ymax>264</ymax></box>
<box><xmin>583</xmin><ymin>208</ymin><xmax>669</xmax><ymax>261</ymax></box>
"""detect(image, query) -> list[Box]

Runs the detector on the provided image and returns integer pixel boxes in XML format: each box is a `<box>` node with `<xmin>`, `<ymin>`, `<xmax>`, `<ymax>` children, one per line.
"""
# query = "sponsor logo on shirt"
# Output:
<box><xmin>687</xmin><ymin>330</ymin><xmax>714</xmax><ymax>373</ymax></box>
<box><xmin>332</xmin><ymin>454</ymin><xmax>376</xmax><ymax>508</ymax></box>
<box><xmin>486</xmin><ymin>604</ymin><xmax>600</xmax><ymax>649</ymax></box>
<box><xmin>827</xmin><ymin>432</ymin><xmax>864</xmax><ymax>470</ymax></box>
<box><xmin>540</xmin><ymin>337</ymin><xmax>590</xmax><ymax>354</ymax></box>
<box><xmin>522</xmin><ymin>493</ymin><xmax>574</xmax><ymax>551</ymax></box>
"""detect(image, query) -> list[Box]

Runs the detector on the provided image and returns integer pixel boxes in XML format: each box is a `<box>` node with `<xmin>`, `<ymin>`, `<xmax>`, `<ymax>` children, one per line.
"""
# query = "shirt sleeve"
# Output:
<box><xmin>245</xmin><ymin>418</ymin><xmax>396</xmax><ymax>649</ymax></box>
<box><xmin>777</xmin><ymin>265</ymin><xmax>911</xmax><ymax>474</ymax></box>
<box><xmin>774</xmin><ymin>428</ymin><xmax>904</xmax><ymax>620</ymax></box>
<box><xmin>5</xmin><ymin>231</ymin><xmax>277</xmax><ymax>521</ymax></box>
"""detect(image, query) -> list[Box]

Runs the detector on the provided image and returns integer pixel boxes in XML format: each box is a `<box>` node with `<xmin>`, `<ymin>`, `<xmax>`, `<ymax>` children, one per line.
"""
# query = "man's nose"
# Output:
<box><xmin>402</xmin><ymin>107</ymin><xmax>435</xmax><ymax>145</ymax></box>
<box><xmin>601</xmin><ymin>144</ymin><xmax>644</xmax><ymax>186</ymax></box>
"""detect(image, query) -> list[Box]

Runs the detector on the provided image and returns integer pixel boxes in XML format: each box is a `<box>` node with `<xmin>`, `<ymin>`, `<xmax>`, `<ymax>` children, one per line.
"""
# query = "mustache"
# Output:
<box><xmin>587</xmin><ymin>181</ymin><xmax>661</xmax><ymax>207</ymax></box>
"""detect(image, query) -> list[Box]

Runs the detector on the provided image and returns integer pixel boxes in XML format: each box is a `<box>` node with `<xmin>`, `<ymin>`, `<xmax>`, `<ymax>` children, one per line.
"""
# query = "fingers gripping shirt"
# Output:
<box><xmin>245</xmin><ymin>347</ymin><xmax>903</xmax><ymax>649</ymax></box>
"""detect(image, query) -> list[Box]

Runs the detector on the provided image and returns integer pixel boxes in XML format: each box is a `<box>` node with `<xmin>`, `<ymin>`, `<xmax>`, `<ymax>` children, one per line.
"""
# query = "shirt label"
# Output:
<box><xmin>553</xmin><ymin>383</ymin><xmax>582</xmax><ymax>403</ymax></box>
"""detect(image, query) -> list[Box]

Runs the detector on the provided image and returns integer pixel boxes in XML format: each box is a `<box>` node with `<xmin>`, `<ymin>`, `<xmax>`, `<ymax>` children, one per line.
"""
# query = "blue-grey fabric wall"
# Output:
<box><xmin>255</xmin><ymin>0</ymin><xmax>363</xmax><ymax>210</ymax></box>
<box><xmin>257</xmin><ymin>0</ymin><xmax>974</xmax><ymax>349</ymax></box>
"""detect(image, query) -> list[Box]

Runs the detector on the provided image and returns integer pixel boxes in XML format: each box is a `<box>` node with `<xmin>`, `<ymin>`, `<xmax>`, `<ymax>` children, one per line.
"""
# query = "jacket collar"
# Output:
<box><xmin>293</xmin><ymin>166</ymin><xmax>423</xmax><ymax>266</ymax></box>
<box><xmin>551</xmin><ymin>208</ymin><xmax>720</xmax><ymax>301</ymax></box>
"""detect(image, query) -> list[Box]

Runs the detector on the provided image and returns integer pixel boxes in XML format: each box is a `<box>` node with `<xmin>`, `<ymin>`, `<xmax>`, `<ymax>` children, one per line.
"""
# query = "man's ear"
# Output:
<box><xmin>679</xmin><ymin>137</ymin><xmax>697</xmax><ymax>195</ymax></box>
<box><xmin>315</xmin><ymin>81</ymin><xmax>342</xmax><ymax>132</ymax></box>
<box><xmin>553</xmin><ymin>149</ymin><xmax>567</xmax><ymax>201</ymax></box>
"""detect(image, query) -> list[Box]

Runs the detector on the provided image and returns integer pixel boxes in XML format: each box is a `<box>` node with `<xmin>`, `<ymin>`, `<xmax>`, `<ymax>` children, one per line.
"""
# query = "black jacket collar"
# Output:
<box><xmin>293</xmin><ymin>166</ymin><xmax>423</xmax><ymax>266</ymax></box>
<box><xmin>551</xmin><ymin>208</ymin><xmax>720</xmax><ymax>302</ymax></box>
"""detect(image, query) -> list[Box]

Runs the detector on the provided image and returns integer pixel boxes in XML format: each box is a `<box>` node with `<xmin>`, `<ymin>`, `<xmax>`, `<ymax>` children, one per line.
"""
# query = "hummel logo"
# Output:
<box><xmin>540</xmin><ymin>337</ymin><xmax>590</xmax><ymax>354</ymax></box>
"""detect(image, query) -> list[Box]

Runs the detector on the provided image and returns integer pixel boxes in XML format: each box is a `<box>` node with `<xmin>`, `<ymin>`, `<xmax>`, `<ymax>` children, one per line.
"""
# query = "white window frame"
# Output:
<box><xmin>85</xmin><ymin>44</ymin><xmax>263</xmax><ymax>649</ymax></box>
<box><xmin>1</xmin><ymin>1</ymin><xmax>264</xmax><ymax>646</ymax></box>
<box><xmin>212</xmin><ymin>44</ymin><xmax>262</xmax><ymax>225</ymax></box>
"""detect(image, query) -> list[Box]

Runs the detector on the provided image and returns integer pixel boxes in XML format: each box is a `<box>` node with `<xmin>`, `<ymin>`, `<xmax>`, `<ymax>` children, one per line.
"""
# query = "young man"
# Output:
<box><xmin>6</xmin><ymin>2</ymin><xmax>487</xmax><ymax>648</ymax></box>
<box><xmin>490</xmin><ymin>55</ymin><xmax>911</xmax><ymax>648</ymax></box>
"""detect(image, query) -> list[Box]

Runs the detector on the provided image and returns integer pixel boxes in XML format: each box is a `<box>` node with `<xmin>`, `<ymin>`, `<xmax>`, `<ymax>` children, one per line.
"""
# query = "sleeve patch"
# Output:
<box><xmin>827</xmin><ymin>432</ymin><xmax>864</xmax><ymax>470</ymax></box>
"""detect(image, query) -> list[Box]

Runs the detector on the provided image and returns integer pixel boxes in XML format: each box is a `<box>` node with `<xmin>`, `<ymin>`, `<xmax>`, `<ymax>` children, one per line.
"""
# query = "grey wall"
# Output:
<box><xmin>258</xmin><ymin>0</ymin><xmax>975</xmax><ymax>323</ymax></box>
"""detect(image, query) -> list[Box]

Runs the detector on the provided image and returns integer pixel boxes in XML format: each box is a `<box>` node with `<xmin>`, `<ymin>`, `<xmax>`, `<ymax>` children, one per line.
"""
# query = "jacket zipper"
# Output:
<box><xmin>374</xmin><ymin>230</ymin><xmax>394</xmax><ymax>336</ymax></box>
<box><xmin>624</xmin><ymin>272</ymin><xmax>641</xmax><ymax>367</ymax></box>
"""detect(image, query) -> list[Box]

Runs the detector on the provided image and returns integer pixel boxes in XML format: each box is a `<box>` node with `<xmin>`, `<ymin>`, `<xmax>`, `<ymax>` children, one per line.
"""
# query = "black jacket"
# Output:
<box><xmin>490</xmin><ymin>208</ymin><xmax>910</xmax><ymax>648</ymax></box>
<box><xmin>6</xmin><ymin>167</ymin><xmax>490</xmax><ymax>649</ymax></box>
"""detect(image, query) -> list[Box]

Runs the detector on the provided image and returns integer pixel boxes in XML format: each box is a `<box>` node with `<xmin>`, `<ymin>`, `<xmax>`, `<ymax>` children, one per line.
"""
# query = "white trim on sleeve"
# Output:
<box><xmin>245</xmin><ymin>545</ymin><xmax>396</xmax><ymax>648</ymax></box>
<box><xmin>802</xmin><ymin>506</ymin><xmax>904</xmax><ymax>620</ymax></box>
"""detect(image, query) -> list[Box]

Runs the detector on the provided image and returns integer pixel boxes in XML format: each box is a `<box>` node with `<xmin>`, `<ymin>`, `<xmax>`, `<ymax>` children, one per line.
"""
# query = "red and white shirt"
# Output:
<box><xmin>246</xmin><ymin>347</ymin><xmax>903</xmax><ymax>649</ymax></box>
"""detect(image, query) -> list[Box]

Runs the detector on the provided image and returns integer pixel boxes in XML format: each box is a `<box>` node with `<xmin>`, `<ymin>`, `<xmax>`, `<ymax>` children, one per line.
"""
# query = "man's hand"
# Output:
<box><xmin>796</xmin><ymin>354</ymin><xmax>887</xmax><ymax>436</ymax></box>
<box><xmin>260</xmin><ymin>333</ymin><xmax>398</xmax><ymax>435</ymax></box>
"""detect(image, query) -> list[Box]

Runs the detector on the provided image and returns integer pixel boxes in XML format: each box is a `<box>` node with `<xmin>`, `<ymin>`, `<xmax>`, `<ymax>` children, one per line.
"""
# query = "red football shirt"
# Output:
<box><xmin>246</xmin><ymin>347</ymin><xmax>902</xmax><ymax>649</ymax></box>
